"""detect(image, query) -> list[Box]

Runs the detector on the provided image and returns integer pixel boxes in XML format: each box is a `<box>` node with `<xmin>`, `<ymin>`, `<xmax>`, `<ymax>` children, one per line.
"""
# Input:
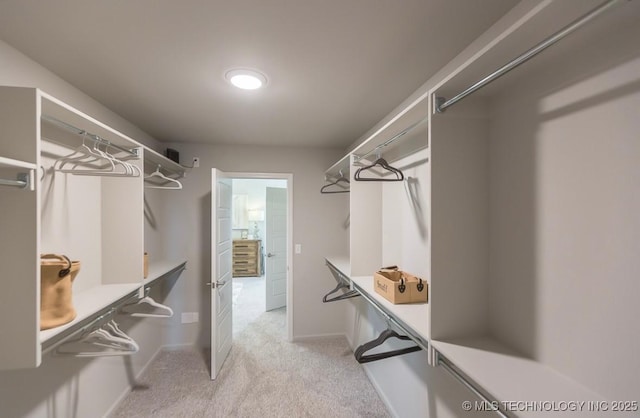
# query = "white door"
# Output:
<box><xmin>265</xmin><ymin>187</ymin><xmax>287</xmax><ymax>311</ymax></box>
<box><xmin>210</xmin><ymin>168</ymin><xmax>233</xmax><ymax>379</ymax></box>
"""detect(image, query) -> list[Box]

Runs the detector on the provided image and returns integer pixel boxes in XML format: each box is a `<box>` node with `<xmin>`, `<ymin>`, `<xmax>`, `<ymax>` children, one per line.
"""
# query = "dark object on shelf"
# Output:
<box><xmin>165</xmin><ymin>148</ymin><xmax>179</xmax><ymax>164</ymax></box>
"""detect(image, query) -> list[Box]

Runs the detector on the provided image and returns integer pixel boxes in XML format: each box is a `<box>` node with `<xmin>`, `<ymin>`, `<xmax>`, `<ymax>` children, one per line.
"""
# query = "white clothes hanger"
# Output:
<box><xmin>104</xmin><ymin>320</ymin><xmax>139</xmax><ymax>351</ymax></box>
<box><xmin>54</xmin><ymin>134</ymin><xmax>105</xmax><ymax>170</ymax></box>
<box><xmin>55</xmin><ymin>139</ymin><xmax>140</xmax><ymax>177</ymax></box>
<box><xmin>56</xmin><ymin>322</ymin><xmax>139</xmax><ymax>357</ymax></box>
<box><xmin>121</xmin><ymin>296</ymin><xmax>174</xmax><ymax>318</ymax></box>
<box><xmin>144</xmin><ymin>165</ymin><xmax>182</xmax><ymax>190</ymax></box>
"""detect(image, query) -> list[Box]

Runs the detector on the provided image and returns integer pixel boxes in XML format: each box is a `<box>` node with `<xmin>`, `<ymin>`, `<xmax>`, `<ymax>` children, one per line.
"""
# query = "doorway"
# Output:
<box><xmin>230</xmin><ymin>177</ymin><xmax>288</xmax><ymax>336</ymax></box>
<box><xmin>210</xmin><ymin>170</ymin><xmax>293</xmax><ymax>379</ymax></box>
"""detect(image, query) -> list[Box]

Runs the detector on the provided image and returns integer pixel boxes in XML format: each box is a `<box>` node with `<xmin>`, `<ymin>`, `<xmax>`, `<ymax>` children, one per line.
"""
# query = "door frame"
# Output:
<box><xmin>228</xmin><ymin>171</ymin><xmax>294</xmax><ymax>341</ymax></box>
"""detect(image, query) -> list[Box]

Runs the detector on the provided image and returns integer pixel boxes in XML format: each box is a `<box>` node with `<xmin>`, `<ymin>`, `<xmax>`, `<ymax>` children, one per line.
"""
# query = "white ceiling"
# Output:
<box><xmin>0</xmin><ymin>0</ymin><xmax>516</xmax><ymax>148</ymax></box>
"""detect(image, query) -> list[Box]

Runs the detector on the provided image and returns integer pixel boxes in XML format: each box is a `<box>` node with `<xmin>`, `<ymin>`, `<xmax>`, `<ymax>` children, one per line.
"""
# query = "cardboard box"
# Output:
<box><xmin>374</xmin><ymin>268</ymin><xmax>428</xmax><ymax>304</ymax></box>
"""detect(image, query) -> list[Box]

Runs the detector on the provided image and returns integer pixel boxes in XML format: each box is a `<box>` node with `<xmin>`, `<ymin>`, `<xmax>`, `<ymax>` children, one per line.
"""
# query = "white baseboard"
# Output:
<box><xmin>292</xmin><ymin>332</ymin><xmax>346</xmax><ymax>342</ymax></box>
<box><xmin>162</xmin><ymin>343</ymin><xmax>196</xmax><ymax>351</ymax></box>
<box><xmin>345</xmin><ymin>331</ymin><xmax>355</xmax><ymax>350</ymax></box>
<box><xmin>362</xmin><ymin>365</ymin><xmax>399</xmax><ymax>418</ymax></box>
<box><xmin>102</xmin><ymin>343</ymin><xmax>196</xmax><ymax>418</ymax></box>
<box><xmin>102</xmin><ymin>345</ymin><xmax>164</xmax><ymax>418</ymax></box>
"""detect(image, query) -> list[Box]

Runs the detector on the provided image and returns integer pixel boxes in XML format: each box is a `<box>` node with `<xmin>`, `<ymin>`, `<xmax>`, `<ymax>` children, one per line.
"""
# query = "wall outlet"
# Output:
<box><xmin>181</xmin><ymin>312</ymin><xmax>199</xmax><ymax>324</ymax></box>
<box><xmin>295</xmin><ymin>244</ymin><xmax>302</xmax><ymax>254</ymax></box>
<box><xmin>193</xmin><ymin>157</ymin><xmax>200</xmax><ymax>168</ymax></box>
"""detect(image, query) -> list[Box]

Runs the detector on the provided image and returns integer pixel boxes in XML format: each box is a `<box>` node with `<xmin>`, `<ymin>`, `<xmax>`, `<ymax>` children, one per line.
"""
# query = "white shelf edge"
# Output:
<box><xmin>350</xmin><ymin>92</ymin><xmax>430</xmax><ymax>160</ymax></box>
<box><xmin>0</xmin><ymin>156</ymin><xmax>37</xmax><ymax>170</ymax></box>
<box><xmin>431</xmin><ymin>337</ymin><xmax>608</xmax><ymax>417</ymax></box>
<box><xmin>40</xmin><ymin>282</ymin><xmax>141</xmax><ymax>344</ymax></box>
<box><xmin>324</xmin><ymin>155</ymin><xmax>350</xmax><ymax>178</ymax></box>
<box><xmin>325</xmin><ymin>256</ymin><xmax>351</xmax><ymax>277</ymax></box>
<box><xmin>39</xmin><ymin>90</ymin><xmax>141</xmax><ymax>151</ymax></box>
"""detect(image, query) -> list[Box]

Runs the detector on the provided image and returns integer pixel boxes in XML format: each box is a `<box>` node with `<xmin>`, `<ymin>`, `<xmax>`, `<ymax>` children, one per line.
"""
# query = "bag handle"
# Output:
<box><xmin>41</xmin><ymin>254</ymin><xmax>72</xmax><ymax>277</ymax></box>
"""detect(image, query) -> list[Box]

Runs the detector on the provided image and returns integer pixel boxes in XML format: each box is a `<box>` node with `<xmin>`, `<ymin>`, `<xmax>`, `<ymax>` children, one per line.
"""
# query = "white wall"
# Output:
<box><xmin>0</xmin><ymin>39</ymin><xmax>160</xmax><ymax>152</ymax></box>
<box><xmin>160</xmin><ymin>142</ymin><xmax>350</xmax><ymax>346</ymax></box>
<box><xmin>488</xmin><ymin>17</ymin><xmax>640</xmax><ymax>402</ymax></box>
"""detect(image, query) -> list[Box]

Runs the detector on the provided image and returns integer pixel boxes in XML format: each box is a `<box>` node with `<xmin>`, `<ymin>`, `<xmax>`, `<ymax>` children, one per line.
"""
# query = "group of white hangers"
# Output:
<box><xmin>144</xmin><ymin>165</ymin><xmax>182</xmax><ymax>190</ymax></box>
<box><xmin>53</xmin><ymin>133</ymin><xmax>141</xmax><ymax>177</ymax></box>
<box><xmin>56</xmin><ymin>296</ymin><xmax>173</xmax><ymax>357</ymax></box>
<box><xmin>56</xmin><ymin>319</ymin><xmax>139</xmax><ymax>357</ymax></box>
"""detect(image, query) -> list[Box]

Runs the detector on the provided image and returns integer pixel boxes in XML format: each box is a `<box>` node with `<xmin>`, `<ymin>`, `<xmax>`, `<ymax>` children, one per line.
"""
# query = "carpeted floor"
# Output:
<box><xmin>232</xmin><ymin>276</ymin><xmax>265</xmax><ymax>337</ymax></box>
<box><xmin>112</xmin><ymin>307</ymin><xmax>390</xmax><ymax>417</ymax></box>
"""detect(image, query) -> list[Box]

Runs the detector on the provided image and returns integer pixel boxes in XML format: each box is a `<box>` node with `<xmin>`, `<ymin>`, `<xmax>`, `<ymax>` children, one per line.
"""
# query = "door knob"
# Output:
<box><xmin>267</xmin><ymin>252</ymin><xmax>275</xmax><ymax>258</ymax></box>
<box><xmin>205</xmin><ymin>280</ymin><xmax>226</xmax><ymax>288</ymax></box>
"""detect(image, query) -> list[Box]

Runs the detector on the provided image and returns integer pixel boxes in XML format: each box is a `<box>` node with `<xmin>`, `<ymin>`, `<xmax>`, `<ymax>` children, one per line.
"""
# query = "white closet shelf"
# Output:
<box><xmin>143</xmin><ymin>146</ymin><xmax>185</xmax><ymax>178</ymax></box>
<box><xmin>324</xmin><ymin>155</ymin><xmax>350</xmax><ymax>180</ymax></box>
<box><xmin>325</xmin><ymin>256</ymin><xmax>430</xmax><ymax>347</ymax></box>
<box><xmin>40</xmin><ymin>261</ymin><xmax>187</xmax><ymax>354</ymax></box>
<box><xmin>0</xmin><ymin>156</ymin><xmax>37</xmax><ymax>170</ymax></box>
<box><xmin>144</xmin><ymin>259</ymin><xmax>187</xmax><ymax>287</ymax></box>
<box><xmin>325</xmin><ymin>256</ymin><xmax>351</xmax><ymax>278</ymax></box>
<box><xmin>41</xmin><ymin>94</ymin><xmax>139</xmax><ymax>151</ymax></box>
<box><xmin>431</xmin><ymin>337</ymin><xmax>607</xmax><ymax>417</ymax></box>
<box><xmin>40</xmin><ymin>283</ymin><xmax>141</xmax><ymax>344</ymax></box>
<box><xmin>350</xmin><ymin>275</ymin><xmax>430</xmax><ymax>342</ymax></box>
<box><xmin>351</xmin><ymin>95</ymin><xmax>429</xmax><ymax>165</ymax></box>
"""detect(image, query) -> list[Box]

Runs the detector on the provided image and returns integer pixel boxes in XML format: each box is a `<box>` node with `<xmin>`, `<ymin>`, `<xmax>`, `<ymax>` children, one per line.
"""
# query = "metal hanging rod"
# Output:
<box><xmin>42</xmin><ymin>307</ymin><xmax>117</xmax><ymax>355</ymax></box>
<box><xmin>354</xmin><ymin>117</ymin><xmax>427</xmax><ymax>163</ymax></box>
<box><xmin>41</xmin><ymin>114</ymin><xmax>139</xmax><ymax>157</ymax></box>
<box><xmin>0</xmin><ymin>173</ymin><xmax>29</xmax><ymax>189</ymax></box>
<box><xmin>351</xmin><ymin>279</ymin><xmax>429</xmax><ymax>352</ymax></box>
<box><xmin>437</xmin><ymin>353</ymin><xmax>509</xmax><ymax>418</ymax></box>
<box><xmin>434</xmin><ymin>0</ymin><xmax>624</xmax><ymax>113</ymax></box>
<box><xmin>326</xmin><ymin>261</ymin><xmax>351</xmax><ymax>286</ymax></box>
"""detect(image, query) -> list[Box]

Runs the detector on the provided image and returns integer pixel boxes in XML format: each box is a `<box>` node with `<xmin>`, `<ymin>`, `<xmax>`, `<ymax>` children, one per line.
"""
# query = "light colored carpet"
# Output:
<box><xmin>112</xmin><ymin>308</ymin><xmax>390</xmax><ymax>418</ymax></box>
<box><xmin>232</xmin><ymin>276</ymin><xmax>265</xmax><ymax>337</ymax></box>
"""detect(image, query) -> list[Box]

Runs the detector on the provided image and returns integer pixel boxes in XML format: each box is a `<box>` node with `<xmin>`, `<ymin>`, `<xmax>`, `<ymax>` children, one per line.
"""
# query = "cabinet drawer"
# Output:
<box><xmin>233</xmin><ymin>249</ymin><xmax>257</xmax><ymax>257</ymax></box>
<box><xmin>233</xmin><ymin>242</ymin><xmax>258</xmax><ymax>250</ymax></box>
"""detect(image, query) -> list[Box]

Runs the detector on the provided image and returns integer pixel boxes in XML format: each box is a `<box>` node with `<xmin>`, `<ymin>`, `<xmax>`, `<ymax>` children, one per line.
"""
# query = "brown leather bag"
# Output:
<box><xmin>40</xmin><ymin>254</ymin><xmax>80</xmax><ymax>330</ymax></box>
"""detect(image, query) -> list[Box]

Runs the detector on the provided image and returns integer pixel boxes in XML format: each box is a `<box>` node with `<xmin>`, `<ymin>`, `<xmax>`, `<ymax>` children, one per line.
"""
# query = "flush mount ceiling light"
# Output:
<box><xmin>225</xmin><ymin>68</ymin><xmax>267</xmax><ymax>90</ymax></box>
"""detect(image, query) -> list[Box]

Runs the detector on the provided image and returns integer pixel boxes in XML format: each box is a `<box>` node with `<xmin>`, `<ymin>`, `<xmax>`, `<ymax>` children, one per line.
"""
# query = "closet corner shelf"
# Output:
<box><xmin>431</xmin><ymin>337</ymin><xmax>607</xmax><ymax>416</ymax></box>
<box><xmin>324</xmin><ymin>155</ymin><xmax>350</xmax><ymax>179</ymax></box>
<box><xmin>350</xmin><ymin>275</ymin><xmax>430</xmax><ymax>343</ymax></box>
<box><xmin>0</xmin><ymin>156</ymin><xmax>37</xmax><ymax>170</ymax></box>
<box><xmin>325</xmin><ymin>256</ymin><xmax>351</xmax><ymax>278</ymax></box>
<box><xmin>324</xmin><ymin>256</ymin><xmax>430</xmax><ymax>348</ymax></box>
<box><xmin>144</xmin><ymin>259</ymin><xmax>187</xmax><ymax>287</ymax></box>
<box><xmin>40</xmin><ymin>261</ymin><xmax>186</xmax><ymax>347</ymax></box>
<box><xmin>143</xmin><ymin>146</ymin><xmax>185</xmax><ymax>178</ymax></box>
